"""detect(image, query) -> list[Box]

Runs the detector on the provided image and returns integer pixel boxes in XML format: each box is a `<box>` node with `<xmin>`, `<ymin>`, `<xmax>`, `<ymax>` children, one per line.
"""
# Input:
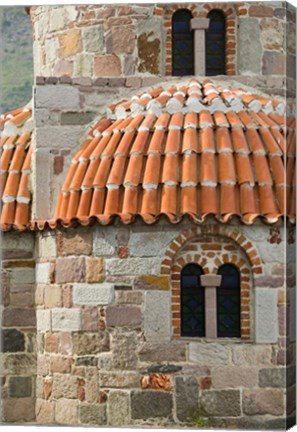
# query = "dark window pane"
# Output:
<box><xmin>181</xmin><ymin>264</ymin><xmax>205</xmax><ymax>337</ymax></box>
<box><xmin>172</xmin><ymin>9</ymin><xmax>194</xmax><ymax>76</ymax></box>
<box><xmin>206</xmin><ymin>10</ymin><xmax>226</xmax><ymax>76</ymax></box>
<box><xmin>217</xmin><ymin>264</ymin><xmax>241</xmax><ymax>338</ymax></box>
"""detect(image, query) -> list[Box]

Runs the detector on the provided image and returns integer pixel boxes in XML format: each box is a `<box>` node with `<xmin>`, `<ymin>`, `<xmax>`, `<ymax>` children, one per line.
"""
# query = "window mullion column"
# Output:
<box><xmin>201</xmin><ymin>274</ymin><xmax>222</xmax><ymax>339</ymax></box>
<box><xmin>190</xmin><ymin>18</ymin><xmax>210</xmax><ymax>75</ymax></box>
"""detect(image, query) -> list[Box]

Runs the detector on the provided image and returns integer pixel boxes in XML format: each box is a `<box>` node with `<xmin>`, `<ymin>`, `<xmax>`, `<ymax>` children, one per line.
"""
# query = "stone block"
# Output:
<box><xmin>55</xmin><ymin>398</ymin><xmax>78</xmax><ymax>425</ymax></box>
<box><xmin>73</xmin><ymin>283</ymin><xmax>114</xmax><ymax>305</ymax></box>
<box><xmin>52</xmin><ymin>374</ymin><xmax>79</xmax><ymax>399</ymax></box>
<box><xmin>82</xmin><ymin>306</ymin><xmax>98</xmax><ymax>331</ymax></box>
<box><xmin>200</xmin><ymin>390</ymin><xmax>241</xmax><ymax>417</ymax></box>
<box><xmin>3</xmin><ymin>354</ymin><xmax>37</xmax><ymax>375</ymax></box>
<box><xmin>144</xmin><ymin>291</ymin><xmax>171</xmax><ymax>342</ymax></box>
<box><xmin>135</xmin><ymin>275</ymin><xmax>169</xmax><ymax>290</ymax></box>
<box><xmin>98</xmin><ymin>352</ymin><xmax>113</xmax><ymax>370</ymax></box>
<box><xmin>59</xmin><ymin>28</ymin><xmax>82</xmax><ymax>57</ymax></box>
<box><xmin>138</xmin><ymin>31</ymin><xmax>160</xmax><ymax>74</ymax></box>
<box><xmin>72</xmin><ymin>332</ymin><xmax>109</xmax><ymax>355</ymax></box>
<box><xmin>36</xmin><ymin>399</ymin><xmax>55</xmax><ymax>424</ymax></box>
<box><xmin>10</xmin><ymin>292</ymin><xmax>34</xmax><ymax>308</ymax></box>
<box><xmin>106</xmin><ymin>257</ymin><xmax>160</xmax><ymax>276</ymax></box>
<box><xmin>79</xmin><ymin>404</ymin><xmax>107</xmax><ymax>425</ymax></box>
<box><xmin>83</xmin><ymin>25</ymin><xmax>104</xmax><ymax>52</ymax></box>
<box><xmin>2</xmin><ymin>308</ymin><xmax>36</xmax><ymax>327</ymax></box>
<box><xmin>99</xmin><ymin>371</ymin><xmax>139</xmax><ymax>388</ymax></box>
<box><xmin>260</xmin><ymin>18</ymin><xmax>284</xmax><ymax>51</ymax></box>
<box><xmin>93</xmin><ymin>228</ymin><xmax>116</xmax><ymax>256</ymax></box>
<box><xmin>44</xmin><ymin>285</ymin><xmax>62</xmax><ymax>308</ymax></box>
<box><xmin>52</xmin><ymin>308</ymin><xmax>81</xmax><ymax>331</ymax></box>
<box><xmin>126</xmin><ymin>76</ymin><xmax>142</xmax><ymax>88</ymax></box>
<box><xmin>53</xmin><ymin>59</ymin><xmax>74</xmax><ymax>77</ymax></box>
<box><xmin>2</xmin><ymin>232</ymin><xmax>34</xmax><ymax>256</ymax></box>
<box><xmin>50</xmin><ymin>355</ymin><xmax>73</xmax><ymax>373</ymax></box>
<box><xmin>86</xmin><ymin>257</ymin><xmax>105</xmax><ymax>282</ymax></box>
<box><xmin>35</xmin><ymin>85</ymin><xmax>80</xmax><ymax>110</ymax></box>
<box><xmin>49</xmin><ymin>7</ymin><xmax>67</xmax><ymax>31</ymax></box>
<box><xmin>9</xmin><ymin>376</ymin><xmax>32</xmax><ymax>398</ymax></box>
<box><xmin>107</xmin><ymin>390</ymin><xmax>130</xmax><ymax>426</ymax></box>
<box><xmin>2</xmin><ymin>398</ymin><xmax>35</xmax><ymax>422</ymax></box>
<box><xmin>55</xmin><ymin>257</ymin><xmax>86</xmax><ymax>283</ymax></box>
<box><xmin>259</xmin><ymin>368</ymin><xmax>285</xmax><ymax>387</ymax></box>
<box><xmin>263</xmin><ymin>51</ymin><xmax>285</xmax><ymax>75</ymax></box>
<box><xmin>232</xmin><ymin>345</ymin><xmax>272</xmax><ymax>365</ymax></box>
<box><xmin>138</xmin><ymin>342</ymin><xmax>186</xmax><ymax>362</ymax></box>
<box><xmin>255</xmin><ymin>276</ymin><xmax>284</xmax><ymax>288</ymax></box>
<box><xmin>11</xmin><ymin>267</ymin><xmax>35</xmax><ymax>285</ymax></box>
<box><xmin>175</xmin><ymin>376</ymin><xmax>199</xmax><ymax>422</ymax></box>
<box><xmin>255</xmin><ymin>289</ymin><xmax>278</xmax><ymax>343</ymax></box>
<box><xmin>289</xmin><ymin>287</ymin><xmax>296</xmax><ymax>341</ymax></box>
<box><xmin>58</xmin><ymin>230</ymin><xmax>92</xmax><ymax>255</ymax></box>
<box><xmin>37</xmin><ymin>355</ymin><xmax>50</xmax><ymax>376</ymax></box>
<box><xmin>129</xmin><ymin>230</ymin><xmax>174</xmax><ymax>257</ymax></box>
<box><xmin>76</xmin><ymin>356</ymin><xmax>98</xmax><ymax>367</ymax></box>
<box><xmin>36</xmin><ymin>126</ymin><xmax>83</xmax><ymax>151</ymax></box>
<box><xmin>124</xmin><ymin>55</ymin><xmax>137</xmax><ymax>75</ymax></box>
<box><xmin>238</xmin><ymin>18</ymin><xmax>262</xmax><ymax>74</ymax></box>
<box><xmin>189</xmin><ymin>342</ymin><xmax>230</xmax><ymax>365</ymax></box>
<box><xmin>243</xmin><ymin>389</ymin><xmax>284</xmax><ymax>415</ymax></box>
<box><xmin>115</xmin><ymin>290</ymin><xmax>143</xmax><ymax>305</ymax></box>
<box><xmin>131</xmin><ymin>391</ymin><xmax>173</xmax><ymax>419</ymax></box>
<box><xmin>111</xmin><ymin>330</ymin><xmax>138</xmax><ymax>370</ymax></box>
<box><xmin>45</xmin><ymin>38</ymin><xmax>59</xmax><ymax>64</ymax></box>
<box><xmin>37</xmin><ymin>309</ymin><xmax>51</xmax><ymax>332</ymax></box>
<box><xmin>94</xmin><ymin>54</ymin><xmax>121</xmax><ymax>77</ymax></box>
<box><xmin>1</xmin><ymin>329</ymin><xmax>25</xmax><ymax>352</ymax></box>
<box><xmin>112</xmin><ymin>27</ymin><xmax>135</xmax><ymax>54</ymax></box>
<box><xmin>44</xmin><ymin>332</ymin><xmax>60</xmax><ymax>353</ymax></box>
<box><xmin>39</xmin><ymin>233</ymin><xmax>57</xmax><ymax>258</ymax></box>
<box><xmin>212</xmin><ymin>367</ymin><xmax>258</xmax><ymax>389</ymax></box>
<box><xmin>249</xmin><ymin>5</ymin><xmax>274</xmax><ymax>17</ymax></box>
<box><xmin>106</xmin><ymin>305</ymin><xmax>141</xmax><ymax>327</ymax></box>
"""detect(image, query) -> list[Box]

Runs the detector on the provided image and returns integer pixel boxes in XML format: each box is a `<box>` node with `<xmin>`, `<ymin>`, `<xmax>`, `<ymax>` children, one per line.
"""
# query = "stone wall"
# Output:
<box><xmin>29</xmin><ymin>2</ymin><xmax>295</xmax><ymax>88</ymax></box>
<box><xmin>0</xmin><ymin>232</ymin><xmax>36</xmax><ymax>423</ymax></box>
<box><xmin>34</xmin><ymin>219</ymin><xmax>295</xmax><ymax>428</ymax></box>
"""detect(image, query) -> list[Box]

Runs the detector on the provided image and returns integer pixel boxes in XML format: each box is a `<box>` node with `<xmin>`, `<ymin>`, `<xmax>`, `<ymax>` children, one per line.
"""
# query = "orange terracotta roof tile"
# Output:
<box><xmin>47</xmin><ymin>79</ymin><xmax>295</xmax><ymax>228</ymax></box>
<box><xmin>0</xmin><ymin>104</ymin><xmax>33</xmax><ymax>231</ymax></box>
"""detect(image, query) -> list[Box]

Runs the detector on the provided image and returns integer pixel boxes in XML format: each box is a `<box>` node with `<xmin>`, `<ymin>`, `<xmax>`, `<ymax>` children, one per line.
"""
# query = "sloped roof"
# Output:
<box><xmin>0</xmin><ymin>105</ymin><xmax>33</xmax><ymax>231</ymax></box>
<box><xmin>48</xmin><ymin>79</ymin><xmax>295</xmax><ymax>228</ymax></box>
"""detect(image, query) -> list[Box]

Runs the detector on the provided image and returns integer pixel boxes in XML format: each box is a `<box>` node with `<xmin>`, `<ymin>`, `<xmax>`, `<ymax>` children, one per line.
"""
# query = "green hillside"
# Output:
<box><xmin>0</xmin><ymin>6</ymin><xmax>33</xmax><ymax>114</ymax></box>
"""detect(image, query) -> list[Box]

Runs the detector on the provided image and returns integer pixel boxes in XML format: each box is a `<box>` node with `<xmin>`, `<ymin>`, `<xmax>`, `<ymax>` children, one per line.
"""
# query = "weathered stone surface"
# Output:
<box><xmin>36</xmin><ymin>85</ymin><xmax>80</xmax><ymax>110</ymax></box>
<box><xmin>200</xmin><ymin>390</ymin><xmax>241</xmax><ymax>417</ymax></box>
<box><xmin>82</xmin><ymin>306</ymin><xmax>98</xmax><ymax>332</ymax></box>
<box><xmin>61</xmin><ymin>111</ymin><xmax>96</xmax><ymax>126</ymax></box>
<box><xmin>232</xmin><ymin>345</ymin><xmax>272</xmax><ymax>365</ymax></box>
<box><xmin>36</xmin><ymin>399</ymin><xmax>55</xmax><ymax>423</ymax></box>
<box><xmin>52</xmin><ymin>374</ymin><xmax>79</xmax><ymax>399</ymax></box>
<box><xmin>79</xmin><ymin>404</ymin><xmax>107</xmax><ymax>425</ymax></box>
<box><xmin>111</xmin><ymin>330</ymin><xmax>138</xmax><ymax>370</ymax></box>
<box><xmin>259</xmin><ymin>368</ymin><xmax>285</xmax><ymax>387</ymax></box>
<box><xmin>73</xmin><ymin>283</ymin><xmax>114</xmax><ymax>305</ymax></box>
<box><xmin>238</xmin><ymin>18</ymin><xmax>262</xmax><ymax>74</ymax></box>
<box><xmin>50</xmin><ymin>355</ymin><xmax>73</xmax><ymax>373</ymax></box>
<box><xmin>94</xmin><ymin>54</ymin><xmax>121</xmax><ymax>77</ymax></box>
<box><xmin>99</xmin><ymin>371</ymin><xmax>139</xmax><ymax>388</ymax></box>
<box><xmin>131</xmin><ymin>391</ymin><xmax>173</xmax><ymax>419</ymax></box>
<box><xmin>138</xmin><ymin>32</ymin><xmax>160</xmax><ymax>74</ymax></box>
<box><xmin>189</xmin><ymin>342</ymin><xmax>230</xmax><ymax>365</ymax></box>
<box><xmin>141</xmin><ymin>374</ymin><xmax>172</xmax><ymax>391</ymax></box>
<box><xmin>9</xmin><ymin>376</ymin><xmax>32</xmax><ymax>398</ymax></box>
<box><xmin>73</xmin><ymin>53</ymin><xmax>93</xmax><ymax>77</ymax></box>
<box><xmin>138</xmin><ymin>342</ymin><xmax>186</xmax><ymax>362</ymax></box>
<box><xmin>98</xmin><ymin>352</ymin><xmax>113</xmax><ymax>370</ymax></box>
<box><xmin>44</xmin><ymin>285</ymin><xmax>62</xmax><ymax>308</ymax></box>
<box><xmin>260</xmin><ymin>18</ymin><xmax>284</xmax><ymax>50</ymax></box>
<box><xmin>212</xmin><ymin>367</ymin><xmax>258</xmax><ymax>389</ymax></box>
<box><xmin>45</xmin><ymin>38</ymin><xmax>59</xmax><ymax>63</ymax></box>
<box><xmin>144</xmin><ymin>291</ymin><xmax>170</xmax><ymax>342</ymax></box>
<box><xmin>52</xmin><ymin>308</ymin><xmax>81</xmax><ymax>331</ymax></box>
<box><xmin>44</xmin><ymin>332</ymin><xmax>59</xmax><ymax>353</ymax></box>
<box><xmin>86</xmin><ymin>257</ymin><xmax>105</xmax><ymax>282</ymax></box>
<box><xmin>37</xmin><ymin>309</ymin><xmax>51</xmax><ymax>332</ymax></box>
<box><xmin>2</xmin><ymin>398</ymin><xmax>35</xmax><ymax>422</ymax></box>
<box><xmin>83</xmin><ymin>25</ymin><xmax>104</xmax><ymax>52</ymax></box>
<box><xmin>11</xmin><ymin>267</ymin><xmax>35</xmax><ymax>285</ymax></box>
<box><xmin>72</xmin><ymin>332</ymin><xmax>109</xmax><ymax>355</ymax></box>
<box><xmin>2</xmin><ymin>308</ymin><xmax>36</xmax><ymax>327</ymax></box>
<box><xmin>58</xmin><ymin>230</ymin><xmax>92</xmax><ymax>255</ymax></box>
<box><xmin>116</xmin><ymin>290</ymin><xmax>143</xmax><ymax>304</ymax></box>
<box><xmin>262</xmin><ymin>51</ymin><xmax>285</xmax><ymax>75</ymax></box>
<box><xmin>124</xmin><ymin>55</ymin><xmax>137</xmax><ymax>75</ymax></box>
<box><xmin>135</xmin><ymin>275</ymin><xmax>169</xmax><ymax>290</ymax></box>
<box><xmin>53</xmin><ymin>59</ymin><xmax>74</xmax><ymax>76</ymax></box>
<box><xmin>106</xmin><ymin>257</ymin><xmax>160</xmax><ymax>276</ymax></box>
<box><xmin>76</xmin><ymin>356</ymin><xmax>98</xmax><ymax>367</ymax></box>
<box><xmin>249</xmin><ymin>5</ymin><xmax>274</xmax><ymax>17</ymax></box>
<box><xmin>55</xmin><ymin>257</ymin><xmax>86</xmax><ymax>283</ymax></box>
<box><xmin>3</xmin><ymin>354</ymin><xmax>37</xmax><ymax>375</ymax></box>
<box><xmin>175</xmin><ymin>376</ymin><xmax>199</xmax><ymax>422</ymax></box>
<box><xmin>107</xmin><ymin>391</ymin><xmax>130</xmax><ymax>426</ymax></box>
<box><xmin>243</xmin><ymin>389</ymin><xmax>284</xmax><ymax>415</ymax></box>
<box><xmin>55</xmin><ymin>398</ymin><xmax>78</xmax><ymax>425</ymax></box>
<box><xmin>59</xmin><ymin>29</ymin><xmax>82</xmax><ymax>57</ymax></box>
<box><xmin>49</xmin><ymin>7</ymin><xmax>67</xmax><ymax>31</ymax></box>
<box><xmin>37</xmin><ymin>355</ymin><xmax>50</xmax><ymax>376</ymax></box>
<box><xmin>106</xmin><ymin>305</ymin><xmax>141</xmax><ymax>327</ymax></box>
<box><xmin>10</xmin><ymin>292</ymin><xmax>34</xmax><ymax>308</ymax></box>
<box><xmin>1</xmin><ymin>329</ymin><xmax>25</xmax><ymax>352</ymax></box>
<box><xmin>39</xmin><ymin>233</ymin><xmax>57</xmax><ymax>258</ymax></box>
<box><xmin>93</xmin><ymin>229</ymin><xmax>116</xmax><ymax>256</ymax></box>
<box><xmin>255</xmin><ymin>276</ymin><xmax>284</xmax><ymax>288</ymax></box>
<box><xmin>112</xmin><ymin>27</ymin><xmax>135</xmax><ymax>54</ymax></box>
<box><xmin>255</xmin><ymin>289</ymin><xmax>278</xmax><ymax>343</ymax></box>
<box><xmin>148</xmin><ymin>364</ymin><xmax>182</xmax><ymax>374</ymax></box>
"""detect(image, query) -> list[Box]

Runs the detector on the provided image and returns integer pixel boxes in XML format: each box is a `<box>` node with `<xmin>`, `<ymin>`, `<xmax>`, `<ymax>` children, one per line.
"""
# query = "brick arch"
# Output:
<box><xmin>161</xmin><ymin>225</ymin><xmax>263</xmax><ymax>276</ymax></box>
<box><xmin>161</xmin><ymin>2</ymin><xmax>238</xmax><ymax>76</ymax></box>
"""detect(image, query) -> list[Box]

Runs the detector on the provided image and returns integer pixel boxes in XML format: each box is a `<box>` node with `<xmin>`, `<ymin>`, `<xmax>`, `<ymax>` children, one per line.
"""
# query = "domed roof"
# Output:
<box><xmin>0</xmin><ymin>105</ymin><xmax>33</xmax><ymax>231</ymax></box>
<box><xmin>50</xmin><ymin>79</ymin><xmax>295</xmax><ymax>228</ymax></box>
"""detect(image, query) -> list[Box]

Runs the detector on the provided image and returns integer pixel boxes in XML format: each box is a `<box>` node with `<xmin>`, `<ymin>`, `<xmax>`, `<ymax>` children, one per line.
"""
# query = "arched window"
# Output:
<box><xmin>172</xmin><ymin>9</ymin><xmax>194</xmax><ymax>76</ymax></box>
<box><xmin>206</xmin><ymin>10</ymin><xmax>226</xmax><ymax>76</ymax></box>
<box><xmin>181</xmin><ymin>264</ymin><xmax>204</xmax><ymax>337</ymax></box>
<box><xmin>217</xmin><ymin>264</ymin><xmax>240</xmax><ymax>338</ymax></box>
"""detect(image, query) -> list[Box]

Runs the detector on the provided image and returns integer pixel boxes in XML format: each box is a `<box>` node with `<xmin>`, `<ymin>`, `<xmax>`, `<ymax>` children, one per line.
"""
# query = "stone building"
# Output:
<box><xmin>0</xmin><ymin>2</ymin><xmax>296</xmax><ymax>429</ymax></box>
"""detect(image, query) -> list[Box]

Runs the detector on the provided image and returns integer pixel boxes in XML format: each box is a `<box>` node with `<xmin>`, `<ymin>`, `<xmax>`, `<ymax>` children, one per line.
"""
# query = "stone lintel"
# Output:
<box><xmin>190</xmin><ymin>18</ymin><xmax>210</xmax><ymax>31</ymax></box>
<box><xmin>201</xmin><ymin>274</ymin><xmax>222</xmax><ymax>288</ymax></box>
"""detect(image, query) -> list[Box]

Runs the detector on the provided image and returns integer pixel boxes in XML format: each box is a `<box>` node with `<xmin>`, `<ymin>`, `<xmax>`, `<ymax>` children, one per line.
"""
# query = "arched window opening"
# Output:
<box><xmin>172</xmin><ymin>9</ymin><xmax>194</xmax><ymax>76</ymax></box>
<box><xmin>206</xmin><ymin>10</ymin><xmax>226</xmax><ymax>76</ymax></box>
<box><xmin>217</xmin><ymin>264</ymin><xmax>240</xmax><ymax>338</ymax></box>
<box><xmin>181</xmin><ymin>264</ymin><xmax>204</xmax><ymax>337</ymax></box>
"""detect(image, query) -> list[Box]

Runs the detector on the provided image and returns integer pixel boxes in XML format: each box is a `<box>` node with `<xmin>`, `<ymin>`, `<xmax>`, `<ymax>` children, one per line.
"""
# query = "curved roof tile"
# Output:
<box><xmin>45</xmin><ymin>79</ymin><xmax>295</xmax><ymax>229</ymax></box>
<box><xmin>0</xmin><ymin>104</ymin><xmax>33</xmax><ymax>231</ymax></box>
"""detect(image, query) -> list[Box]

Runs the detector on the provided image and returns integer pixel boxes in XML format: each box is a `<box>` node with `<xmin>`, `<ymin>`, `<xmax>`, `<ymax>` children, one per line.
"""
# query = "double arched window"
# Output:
<box><xmin>181</xmin><ymin>263</ymin><xmax>240</xmax><ymax>338</ymax></box>
<box><xmin>205</xmin><ymin>10</ymin><xmax>226</xmax><ymax>75</ymax></box>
